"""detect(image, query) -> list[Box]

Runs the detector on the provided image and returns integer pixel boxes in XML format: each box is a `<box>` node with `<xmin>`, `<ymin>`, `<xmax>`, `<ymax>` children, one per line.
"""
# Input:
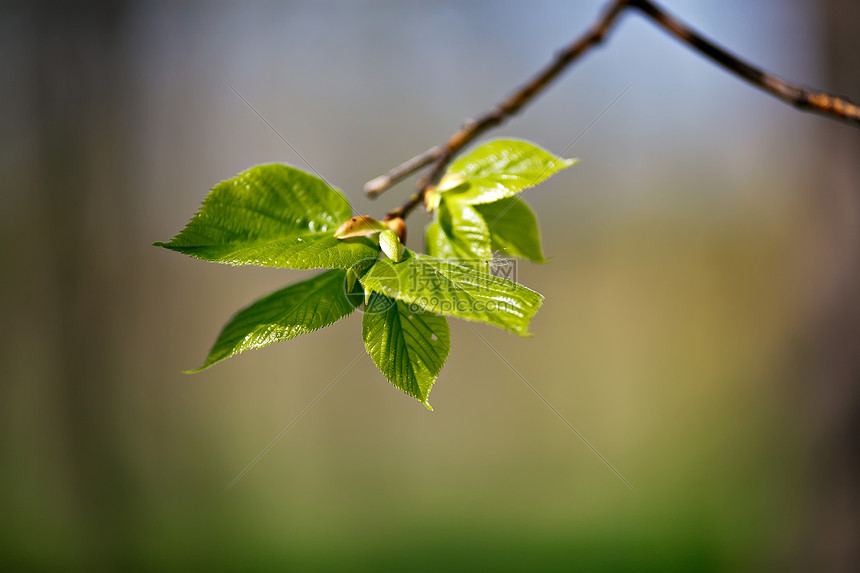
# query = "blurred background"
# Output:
<box><xmin>2</xmin><ymin>0</ymin><xmax>858</xmax><ymax>570</ymax></box>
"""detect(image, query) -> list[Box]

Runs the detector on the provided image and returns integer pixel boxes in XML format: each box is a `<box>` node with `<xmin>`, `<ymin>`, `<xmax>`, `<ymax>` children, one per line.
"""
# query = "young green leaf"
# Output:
<box><xmin>379</xmin><ymin>230</ymin><xmax>404</xmax><ymax>262</ymax></box>
<box><xmin>424</xmin><ymin>222</ymin><xmax>453</xmax><ymax>261</ymax></box>
<box><xmin>428</xmin><ymin>199</ymin><xmax>493</xmax><ymax>264</ymax></box>
<box><xmin>154</xmin><ymin>163</ymin><xmax>379</xmax><ymax>269</ymax></box>
<box><xmin>362</xmin><ymin>293</ymin><xmax>450</xmax><ymax>409</ymax></box>
<box><xmin>360</xmin><ymin>250</ymin><xmax>543</xmax><ymax>336</ymax></box>
<box><xmin>443</xmin><ymin>139</ymin><xmax>577</xmax><ymax>205</ymax></box>
<box><xmin>475</xmin><ymin>196</ymin><xmax>546</xmax><ymax>262</ymax></box>
<box><xmin>188</xmin><ymin>269</ymin><xmax>361</xmax><ymax>372</ymax></box>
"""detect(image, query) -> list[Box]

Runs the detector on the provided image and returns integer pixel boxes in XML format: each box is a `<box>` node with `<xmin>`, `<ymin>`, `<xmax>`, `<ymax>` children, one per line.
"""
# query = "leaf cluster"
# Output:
<box><xmin>155</xmin><ymin>140</ymin><xmax>575</xmax><ymax>408</ymax></box>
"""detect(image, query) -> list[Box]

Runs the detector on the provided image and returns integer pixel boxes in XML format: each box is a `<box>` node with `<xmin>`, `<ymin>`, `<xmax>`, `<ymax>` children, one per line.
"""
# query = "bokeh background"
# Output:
<box><xmin>2</xmin><ymin>0</ymin><xmax>859</xmax><ymax>570</ymax></box>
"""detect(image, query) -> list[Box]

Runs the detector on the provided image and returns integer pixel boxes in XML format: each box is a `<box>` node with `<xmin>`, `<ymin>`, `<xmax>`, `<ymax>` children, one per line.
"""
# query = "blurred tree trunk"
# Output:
<box><xmin>34</xmin><ymin>2</ymin><xmax>134</xmax><ymax>567</ymax></box>
<box><xmin>801</xmin><ymin>0</ymin><xmax>860</xmax><ymax>569</ymax></box>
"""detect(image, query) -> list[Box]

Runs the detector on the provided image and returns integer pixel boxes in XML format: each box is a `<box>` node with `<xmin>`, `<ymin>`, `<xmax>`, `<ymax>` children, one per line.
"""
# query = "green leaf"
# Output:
<box><xmin>362</xmin><ymin>293</ymin><xmax>450</xmax><ymax>409</ymax></box>
<box><xmin>379</xmin><ymin>230</ymin><xmax>404</xmax><ymax>262</ymax></box>
<box><xmin>359</xmin><ymin>250</ymin><xmax>543</xmax><ymax>336</ymax></box>
<box><xmin>424</xmin><ymin>222</ymin><xmax>452</xmax><ymax>260</ymax></box>
<box><xmin>188</xmin><ymin>269</ymin><xmax>361</xmax><ymax>372</ymax></box>
<box><xmin>424</xmin><ymin>199</ymin><xmax>492</xmax><ymax>266</ymax></box>
<box><xmin>155</xmin><ymin>163</ymin><xmax>379</xmax><ymax>269</ymax></box>
<box><xmin>444</xmin><ymin>139</ymin><xmax>577</xmax><ymax>205</ymax></box>
<box><xmin>475</xmin><ymin>197</ymin><xmax>546</xmax><ymax>262</ymax></box>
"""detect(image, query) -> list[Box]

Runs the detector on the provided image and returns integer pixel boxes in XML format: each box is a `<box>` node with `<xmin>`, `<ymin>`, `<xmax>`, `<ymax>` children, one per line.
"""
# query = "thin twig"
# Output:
<box><xmin>374</xmin><ymin>0</ymin><xmax>628</xmax><ymax>208</ymax></box>
<box><xmin>365</xmin><ymin>146</ymin><xmax>441</xmax><ymax>199</ymax></box>
<box><xmin>371</xmin><ymin>0</ymin><xmax>860</xmax><ymax>218</ymax></box>
<box><xmin>627</xmin><ymin>0</ymin><xmax>860</xmax><ymax>124</ymax></box>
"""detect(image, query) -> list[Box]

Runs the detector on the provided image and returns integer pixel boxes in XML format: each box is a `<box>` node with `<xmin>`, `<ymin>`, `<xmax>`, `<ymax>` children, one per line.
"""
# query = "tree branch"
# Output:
<box><xmin>372</xmin><ymin>0</ymin><xmax>627</xmax><ymax>206</ymax></box>
<box><xmin>372</xmin><ymin>0</ymin><xmax>860</xmax><ymax>220</ymax></box>
<box><xmin>628</xmin><ymin>0</ymin><xmax>860</xmax><ymax>124</ymax></box>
